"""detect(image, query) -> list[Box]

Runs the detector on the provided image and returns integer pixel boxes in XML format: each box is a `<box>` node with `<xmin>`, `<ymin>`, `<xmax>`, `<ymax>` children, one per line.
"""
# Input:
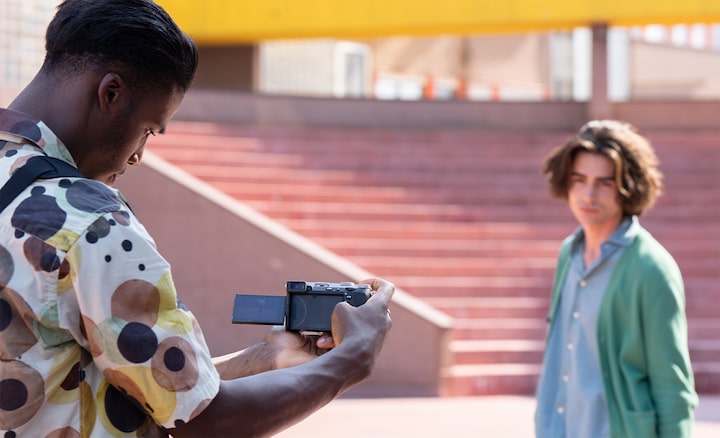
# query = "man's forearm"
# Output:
<box><xmin>172</xmin><ymin>342</ymin><xmax>373</xmax><ymax>437</ymax></box>
<box><xmin>212</xmin><ymin>342</ymin><xmax>274</xmax><ymax>380</ymax></box>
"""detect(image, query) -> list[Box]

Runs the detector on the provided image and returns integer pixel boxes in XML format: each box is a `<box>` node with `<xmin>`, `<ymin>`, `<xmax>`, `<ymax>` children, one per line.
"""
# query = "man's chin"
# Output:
<box><xmin>105</xmin><ymin>173</ymin><xmax>118</xmax><ymax>186</ymax></box>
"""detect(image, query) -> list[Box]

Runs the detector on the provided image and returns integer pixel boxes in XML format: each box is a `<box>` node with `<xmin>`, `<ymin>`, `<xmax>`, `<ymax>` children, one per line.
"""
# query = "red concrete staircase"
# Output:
<box><xmin>148</xmin><ymin>122</ymin><xmax>720</xmax><ymax>396</ymax></box>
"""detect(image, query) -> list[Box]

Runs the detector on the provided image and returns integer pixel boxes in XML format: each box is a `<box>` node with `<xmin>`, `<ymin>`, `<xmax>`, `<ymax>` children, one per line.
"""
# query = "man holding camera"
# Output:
<box><xmin>0</xmin><ymin>0</ymin><xmax>393</xmax><ymax>436</ymax></box>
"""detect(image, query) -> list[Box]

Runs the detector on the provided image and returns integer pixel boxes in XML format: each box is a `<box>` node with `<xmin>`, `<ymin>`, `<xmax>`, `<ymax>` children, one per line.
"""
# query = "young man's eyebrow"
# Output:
<box><xmin>570</xmin><ymin>172</ymin><xmax>614</xmax><ymax>180</ymax></box>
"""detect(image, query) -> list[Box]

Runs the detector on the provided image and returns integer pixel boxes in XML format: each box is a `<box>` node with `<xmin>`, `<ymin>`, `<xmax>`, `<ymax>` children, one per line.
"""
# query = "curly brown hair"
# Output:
<box><xmin>541</xmin><ymin>120</ymin><xmax>664</xmax><ymax>217</ymax></box>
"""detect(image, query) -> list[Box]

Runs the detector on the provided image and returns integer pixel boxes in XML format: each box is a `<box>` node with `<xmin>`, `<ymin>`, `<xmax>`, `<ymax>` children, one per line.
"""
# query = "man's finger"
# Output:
<box><xmin>358</xmin><ymin>277</ymin><xmax>394</xmax><ymax>306</ymax></box>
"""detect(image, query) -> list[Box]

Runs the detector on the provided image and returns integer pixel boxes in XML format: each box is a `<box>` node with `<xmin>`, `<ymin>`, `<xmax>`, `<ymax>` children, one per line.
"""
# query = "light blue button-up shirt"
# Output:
<box><xmin>536</xmin><ymin>217</ymin><xmax>639</xmax><ymax>438</ymax></box>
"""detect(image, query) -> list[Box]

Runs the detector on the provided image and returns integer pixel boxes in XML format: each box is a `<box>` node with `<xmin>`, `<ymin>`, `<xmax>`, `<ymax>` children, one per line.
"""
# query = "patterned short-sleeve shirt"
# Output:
<box><xmin>0</xmin><ymin>109</ymin><xmax>220</xmax><ymax>437</ymax></box>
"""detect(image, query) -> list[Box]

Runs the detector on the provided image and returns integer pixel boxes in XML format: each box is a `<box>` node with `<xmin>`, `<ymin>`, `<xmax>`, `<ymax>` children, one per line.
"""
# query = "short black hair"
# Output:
<box><xmin>43</xmin><ymin>0</ymin><xmax>198</xmax><ymax>94</ymax></box>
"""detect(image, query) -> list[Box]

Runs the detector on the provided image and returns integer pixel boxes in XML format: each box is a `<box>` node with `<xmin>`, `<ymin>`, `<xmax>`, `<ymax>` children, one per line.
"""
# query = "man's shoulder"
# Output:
<box><xmin>1</xmin><ymin>146</ymin><xmax>138</xmax><ymax>253</ymax></box>
<box><xmin>622</xmin><ymin>227</ymin><xmax>681</xmax><ymax>278</ymax></box>
<box><xmin>7</xmin><ymin>174</ymin><xmax>133</xmax><ymax>252</ymax></box>
<box><xmin>629</xmin><ymin>227</ymin><xmax>673</xmax><ymax>260</ymax></box>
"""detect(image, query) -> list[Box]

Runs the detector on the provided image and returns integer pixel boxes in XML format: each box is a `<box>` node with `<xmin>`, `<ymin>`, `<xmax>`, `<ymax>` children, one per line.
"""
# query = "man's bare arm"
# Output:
<box><xmin>171</xmin><ymin>278</ymin><xmax>394</xmax><ymax>437</ymax></box>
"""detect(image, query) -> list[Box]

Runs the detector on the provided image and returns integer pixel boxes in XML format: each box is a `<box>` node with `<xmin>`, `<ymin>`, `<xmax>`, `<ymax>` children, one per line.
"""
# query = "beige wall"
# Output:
<box><xmin>632</xmin><ymin>42</ymin><xmax>720</xmax><ymax>98</ymax></box>
<box><xmin>372</xmin><ymin>35</ymin><xmax>550</xmax><ymax>86</ymax></box>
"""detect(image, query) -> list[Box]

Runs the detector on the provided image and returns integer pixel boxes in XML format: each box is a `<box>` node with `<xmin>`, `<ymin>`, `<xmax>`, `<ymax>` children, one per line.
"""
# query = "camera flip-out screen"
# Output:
<box><xmin>232</xmin><ymin>295</ymin><xmax>285</xmax><ymax>326</ymax></box>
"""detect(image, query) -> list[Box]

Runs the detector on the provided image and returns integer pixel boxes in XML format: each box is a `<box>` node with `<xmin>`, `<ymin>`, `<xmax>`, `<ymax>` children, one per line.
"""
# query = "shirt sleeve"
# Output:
<box><xmin>63</xmin><ymin>210</ymin><xmax>220</xmax><ymax>429</ymax></box>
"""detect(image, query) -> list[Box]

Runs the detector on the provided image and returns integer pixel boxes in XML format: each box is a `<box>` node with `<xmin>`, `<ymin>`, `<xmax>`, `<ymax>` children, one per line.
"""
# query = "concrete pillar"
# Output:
<box><xmin>589</xmin><ymin>23</ymin><xmax>612</xmax><ymax>120</ymax></box>
<box><xmin>192</xmin><ymin>45</ymin><xmax>259</xmax><ymax>92</ymax></box>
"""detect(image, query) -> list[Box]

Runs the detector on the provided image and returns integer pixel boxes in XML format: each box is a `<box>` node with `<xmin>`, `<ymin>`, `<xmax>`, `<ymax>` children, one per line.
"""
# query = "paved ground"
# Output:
<box><xmin>276</xmin><ymin>395</ymin><xmax>720</xmax><ymax>437</ymax></box>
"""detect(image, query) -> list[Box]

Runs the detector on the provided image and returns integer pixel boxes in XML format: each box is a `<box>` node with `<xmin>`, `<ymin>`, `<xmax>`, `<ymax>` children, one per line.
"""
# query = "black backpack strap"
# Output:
<box><xmin>0</xmin><ymin>155</ymin><xmax>84</xmax><ymax>213</ymax></box>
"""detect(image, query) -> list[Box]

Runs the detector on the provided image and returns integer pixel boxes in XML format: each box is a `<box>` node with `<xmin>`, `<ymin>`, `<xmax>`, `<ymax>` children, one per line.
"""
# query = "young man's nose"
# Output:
<box><xmin>583</xmin><ymin>182</ymin><xmax>598</xmax><ymax>200</ymax></box>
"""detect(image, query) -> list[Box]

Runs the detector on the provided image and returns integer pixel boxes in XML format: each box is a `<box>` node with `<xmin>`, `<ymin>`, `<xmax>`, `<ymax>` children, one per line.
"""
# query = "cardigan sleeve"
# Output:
<box><xmin>638</xmin><ymin>248</ymin><xmax>697</xmax><ymax>438</ymax></box>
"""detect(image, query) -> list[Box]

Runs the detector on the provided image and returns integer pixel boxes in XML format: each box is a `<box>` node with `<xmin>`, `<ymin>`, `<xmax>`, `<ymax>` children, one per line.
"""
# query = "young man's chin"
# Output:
<box><xmin>103</xmin><ymin>173</ymin><xmax>119</xmax><ymax>186</ymax></box>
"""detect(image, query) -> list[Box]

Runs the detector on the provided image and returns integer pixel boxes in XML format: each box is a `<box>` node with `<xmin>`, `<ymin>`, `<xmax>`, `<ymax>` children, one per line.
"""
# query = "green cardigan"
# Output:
<box><xmin>547</xmin><ymin>226</ymin><xmax>698</xmax><ymax>438</ymax></box>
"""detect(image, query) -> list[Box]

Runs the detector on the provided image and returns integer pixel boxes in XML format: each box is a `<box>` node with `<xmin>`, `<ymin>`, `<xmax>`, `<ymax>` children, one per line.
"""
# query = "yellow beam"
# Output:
<box><xmin>157</xmin><ymin>0</ymin><xmax>720</xmax><ymax>44</ymax></box>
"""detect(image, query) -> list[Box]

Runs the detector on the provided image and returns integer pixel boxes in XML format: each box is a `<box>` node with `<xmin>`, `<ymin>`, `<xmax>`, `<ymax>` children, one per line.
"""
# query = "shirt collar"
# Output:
<box><xmin>0</xmin><ymin>108</ymin><xmax>78</xmax><ymax>166</ymax></box>
<box><xmin>569</xmin><ymin>215</ymin><xmax>640</xmax><ymax>253</ymax></box>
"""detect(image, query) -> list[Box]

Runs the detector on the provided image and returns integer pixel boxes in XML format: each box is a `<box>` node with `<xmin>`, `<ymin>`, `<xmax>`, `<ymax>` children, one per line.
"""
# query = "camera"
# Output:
<box><xmin>232</xmin><ymin>281</ymin><xmax>371</xmax><ymax>332</ymax></box>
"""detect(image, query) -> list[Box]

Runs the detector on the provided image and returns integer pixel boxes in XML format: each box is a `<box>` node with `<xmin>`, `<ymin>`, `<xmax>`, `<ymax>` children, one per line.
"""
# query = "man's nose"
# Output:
<box><xmin>583</xmin><ymin>182</ymin><xmax>597</xmax><ymax>200</ymax></box>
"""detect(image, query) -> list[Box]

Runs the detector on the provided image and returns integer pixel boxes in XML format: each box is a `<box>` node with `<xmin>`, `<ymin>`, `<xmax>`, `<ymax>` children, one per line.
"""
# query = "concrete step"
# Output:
<box><xmin>451</xmin><ymin>318</ymin><xmax>547</xmax><ymax>341</ymax></box>
<box><xmin>317</xmin><ymin>238</ymin><xmax>562</xmax><ymax>258</ymax></box>
<box><xmin>441</xmin><ymin>364</ymin><xmax>541</xmax><ymax>396</ymax></box>
<box><xmin>448</xmin><ymin>317</ymin><xmax>719</xmax><ymax>342</ymax></box>
<box><xmin>425</xmin><ymin>296</ymin><xmax>719</xmax><ymax>325</ymax></box>
<box><xmin>442</xmin><ymin>361</ymin><xmax>720</xmax><ymax>396</ymax></box>
<box><xmin>449</xmin><ymin>337</ymin><xmax>720</xmax><ymax>365</ymax></box>
<box><xmin>344</xmin><ymin>255</ymin><xmax>717</xmax><ymax>279</ymax></box>
<box><xmin>393</xmin><ymin>276</ymin><xmax>551</xmax><ymax>298</ymax></box>
<box><xmin>690</xmin><ymin>341</ymin><xmax>720</xmax><ymax>363</ymax></box>
<box><xmin>451</xmin><ymin>339</ymin><xmax>545</xmax><ymax>365</ymax></box>
<box><xmin>693</xmin><ymin>363</ymin><xmax>720</xmax><ymax>393</ymax></box>
<box><xmin>287</xmin><ymin>221</ymin><xmax>572</xmax><ymax>240</ymax></box>
<box><xmin>390</xmin><ymin>276</ymin><xmax>719</xmax><ymax>299</ymax></box>
<box><xmin>417</xmin><ymin>297</ymin><xmax>549</xmax><ymax>319</ymax></box>
<box><xmin>249</xmin><ymin>202</ymin><xmax>579</xmax><ymax>222</ymax></box>
<box><xmin>151</xmin><ymin>149</ymin><xmax>718</xmax><ymax>190</ymax></box>
<box><xmin>264</xmin><ymin>208</ymin><xmax>717</xmax><ymax>224</ymax></box>
<box><xmin>689</xmin><ymin>319</ymin><xmax>720</xmax><ymax>340</ymax></box>
<box><xmin>347</xmin><ymin>256</ymin><xmax>557</xmax><ymax>277</ymax></box>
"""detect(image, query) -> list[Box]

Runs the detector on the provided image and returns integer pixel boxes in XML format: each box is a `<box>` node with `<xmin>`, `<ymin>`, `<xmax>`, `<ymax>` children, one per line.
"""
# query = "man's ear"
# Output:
<box><xmin>97</xmin><ymin>73</ymin><xmax>128</xmax><ymax>114</ymax></box>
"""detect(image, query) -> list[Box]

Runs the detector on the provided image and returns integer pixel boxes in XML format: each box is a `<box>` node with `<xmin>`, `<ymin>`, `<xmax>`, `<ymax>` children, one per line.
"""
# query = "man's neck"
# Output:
<box><xmin>9</xmin><ymin>73</ymin><xmax>51</xmax><ymax>119</ymax></box>
<box><xmin>581</xmin><ymin>219</ymin><xmax>622</xmax><ymax>267</ymax></box>
<box><xmin>8</xmin><ymin>71</ymin><xmax>86</xmax><ymax>156</ymax></box>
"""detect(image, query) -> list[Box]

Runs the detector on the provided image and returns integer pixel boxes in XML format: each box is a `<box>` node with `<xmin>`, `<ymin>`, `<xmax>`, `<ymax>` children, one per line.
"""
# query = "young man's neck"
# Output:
<box><xmin>581</xmin><ymin>217</ymin><xmax>623</xmax><ymax>266</ymax></box>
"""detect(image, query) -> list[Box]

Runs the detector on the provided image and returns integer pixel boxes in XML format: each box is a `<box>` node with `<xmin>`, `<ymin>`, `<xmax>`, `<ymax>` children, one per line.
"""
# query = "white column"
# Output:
<box><xmin>572</xmin><ymin>27</ymin><xmax>592</xmax><ymax>102</ymax></box>
<box><xmin>608</xmin><ymin>27</ymin><xmax>630</xmax><ymax>102</ymax></box>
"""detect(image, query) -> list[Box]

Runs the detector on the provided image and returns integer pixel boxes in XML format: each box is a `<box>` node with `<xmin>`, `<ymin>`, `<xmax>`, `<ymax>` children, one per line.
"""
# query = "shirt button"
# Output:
<box><xmin>567</xmin><ymin>343</ymin><xmax>574</xmax><ymax>350</ymax></box>
<box><xmin>573</xmin><ymin>311</ymin><xmax>580</xmax><ymax>319</ymax></box>
<box><xmin>579</xmin><ymin>280</ymin><xmax>587</xmax><ymax>287</ymax></box>
<box><xmin>563</xmin><ymin>375</ymin><xmax>569</xmax><ymax>382</ymax></box>
<box><xmin>558</xmin><ymin>406</ymin><xmax>565</xmax><ymax>414</ymax></box>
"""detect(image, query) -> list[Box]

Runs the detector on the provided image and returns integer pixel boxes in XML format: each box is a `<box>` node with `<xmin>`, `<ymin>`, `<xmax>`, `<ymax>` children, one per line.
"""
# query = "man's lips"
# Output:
<box><xmin>579</xmin><ymin>205</ymin><xmax>599</xmax><ymax>213</ymax></box>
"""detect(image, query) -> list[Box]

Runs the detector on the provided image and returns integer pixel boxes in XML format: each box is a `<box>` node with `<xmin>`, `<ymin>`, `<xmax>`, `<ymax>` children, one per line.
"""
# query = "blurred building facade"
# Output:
<box><xmin>256</xmin><ymin>26</ymin><xmax>720</xmax><ymax>102</ymax></box>
<box><xmin>3</xmin><ymin>1</ymin><xmax>720</xmax><ymax>105</ymax></box>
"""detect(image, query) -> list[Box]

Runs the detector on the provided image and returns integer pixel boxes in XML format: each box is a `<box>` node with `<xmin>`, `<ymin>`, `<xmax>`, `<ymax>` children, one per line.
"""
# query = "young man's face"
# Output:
<box><xmin>86</xmin><ymin>89</ymin><xmax>183</xmax><ymax>186</ymax></box>
<box><xmin>567</xmin><ymin>151</ymin><xmax>623</xmax><ymax>234</ymax></box>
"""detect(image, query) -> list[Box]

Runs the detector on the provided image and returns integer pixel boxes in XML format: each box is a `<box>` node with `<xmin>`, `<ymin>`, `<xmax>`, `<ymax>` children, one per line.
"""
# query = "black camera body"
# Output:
<box><xmin>232</xmin><ymin>281</ymin><xmax>371</xmax><ymax>332</ymax></box>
